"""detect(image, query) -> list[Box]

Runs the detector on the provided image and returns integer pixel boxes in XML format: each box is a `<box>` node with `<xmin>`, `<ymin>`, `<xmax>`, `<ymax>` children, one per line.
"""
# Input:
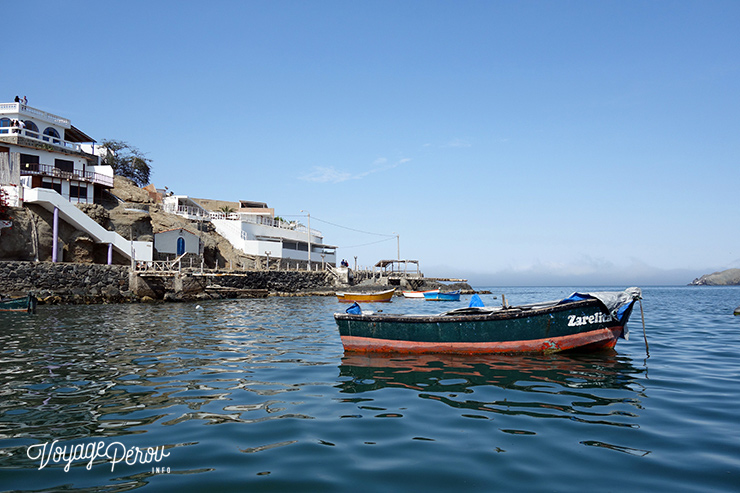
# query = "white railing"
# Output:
<box><xmin>0</xmin><ymin>103</ymin><xmax>70</xmax><ymax>127</ymax></box>
<box><xmin>207</xmin><ymin>211</ymin><xmax>321</xmax><ymax>236</ymax></box>
<box><xmin>20</xmin><ymin>163</ymin><xmax>113</xmax><ymax>187</ymax></box>
<box><xmin>212</xmin><ymin>217</ymin><xmax>250</xmax><ymax>242</ymax></box>
<box><xmin>0</xmin><ymin>126</ymin><xmax>83</xmax><ymax>152</ymax></box>
<box><xmin>163</xmin><ymin>203</ymin><xmax>210</xmax><ymax>219</ymax></box>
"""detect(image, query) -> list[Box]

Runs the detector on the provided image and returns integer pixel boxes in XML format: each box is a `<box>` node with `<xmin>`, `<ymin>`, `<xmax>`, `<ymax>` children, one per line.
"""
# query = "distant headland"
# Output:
<box><xmin>689</xmin><ymin>268</ymin><xmax>740</xmax><ymax>286</ymax></box>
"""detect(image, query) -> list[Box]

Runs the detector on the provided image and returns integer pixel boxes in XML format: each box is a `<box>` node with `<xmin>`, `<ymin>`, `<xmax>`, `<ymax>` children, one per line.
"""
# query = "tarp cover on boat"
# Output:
<box><xmin>346</xmin><ymin>302</ymin><xmax>362</xmax><ymax>315</ymax></box>
<box><xmin>558</xmin><ymin>287</ymin><xmax>642</xmax><ymax>322</ymax></box>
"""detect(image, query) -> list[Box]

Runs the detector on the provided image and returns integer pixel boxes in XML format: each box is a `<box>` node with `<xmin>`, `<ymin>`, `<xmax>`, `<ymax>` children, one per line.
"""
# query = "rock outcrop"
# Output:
<box><xmin>689</xmin><ymin>268</ymin><xmax>740</xmax><ymax>286</ymax></box>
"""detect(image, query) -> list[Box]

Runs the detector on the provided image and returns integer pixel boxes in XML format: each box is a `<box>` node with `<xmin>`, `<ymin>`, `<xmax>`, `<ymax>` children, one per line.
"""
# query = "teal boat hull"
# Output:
<box><xmin>0</xmin><ymin>294</ymin><xmax>37</xmax><ymax>313</ymax></box>
<box><xmin>335</xmin><ymin>295</ymin><xmax>639</xmax><ymax>355</ymax></box>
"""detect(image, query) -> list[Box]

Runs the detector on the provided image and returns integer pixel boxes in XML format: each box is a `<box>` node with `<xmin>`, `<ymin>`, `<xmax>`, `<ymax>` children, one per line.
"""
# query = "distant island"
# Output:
<box><xmin>689</xmin><ymin>268</ymin><xmax>740</xmax><ymax>286</ymax></box>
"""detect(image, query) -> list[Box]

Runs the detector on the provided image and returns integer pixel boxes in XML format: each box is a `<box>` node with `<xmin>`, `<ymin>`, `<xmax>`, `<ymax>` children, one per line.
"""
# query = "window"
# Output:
<box><xmin>20</xmin><ymin>154</ymin><xmax>39</xmax><ymax>173</ymax></box>
<box><xmin>70</xmin><ymin>184</ymin><xmax>88</xmax><ymax>201</ymax></box>
<box><xmin>24</xmin><ymin>121</ymin><xmax>39</xmax><ymax>138</ymax></box>
<box><xmin>0</xmin><ymin>118</ymin><xmax>9</xmax><ymax>134</ymax></box>
<box><xmin>43</xmin><ymin>127</ymin><xmax>61</xmax><ymax>143</ymax></box>
<box><xmin>54</xmin><ymin>159</ymin><xmax>74</xmax><ymax>173</ymax></box>
<box><xmin>41</xmin><ymin>179</ymin><xmax>62</xmax><ymax>194</ymax></box>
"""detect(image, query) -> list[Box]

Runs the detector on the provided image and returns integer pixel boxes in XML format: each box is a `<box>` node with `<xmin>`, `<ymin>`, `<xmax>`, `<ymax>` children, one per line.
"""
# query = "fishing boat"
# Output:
<box><xmin>402</xmin><ymin>289</ymin><xmax>439</xmax><ymax>299</ymax></box>
<box><xmin>336</xmin><ymin>289</ymin><xmax>395</xmax><ymax>303</ymax></box>
<box><xmin>0</xmin><ymin>294</ymin><xmax>37</xmax><ymax>313</ymax></box>
<box><xmin>423</xmin><ymin>290</ymin><xmax>461</xmax><ymax>301</ymax></box>
<box><xmin>334</xmin><ymin>288</ymin><xmax>642</xmax><ymax>354</ymax></box>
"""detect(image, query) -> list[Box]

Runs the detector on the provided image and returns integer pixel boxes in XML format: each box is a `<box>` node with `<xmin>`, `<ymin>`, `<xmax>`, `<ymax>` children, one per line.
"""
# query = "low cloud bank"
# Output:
<box><xmin>425</xmin><ymin>260</ymin><xmax>708</xmax><ymax>288</ymax></box>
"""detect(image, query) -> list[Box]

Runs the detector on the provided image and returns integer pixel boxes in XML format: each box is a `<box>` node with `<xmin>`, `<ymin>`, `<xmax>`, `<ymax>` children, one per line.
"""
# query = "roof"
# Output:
<box><xmin>64</xmin><ymin>125</ymin><xmax>95</xmax><ymax>143</ymax></box>
<box><xmin>239</xmin><ymin>200</ymin><xmax>269</xmax><ymax>208</ymax></box>
<box><xmin>191</xmin><ymin>197</ymin><xmax>240</xmax><ymax>212</ymax></box>
<box><xmin>374</xmin><ymin>259</ymin><xmax>419</xmax><ymax>268</ymax></box>
<box><xmin>155</xmin><ymin>227</ymin><xmax>199</xmax><ymax>236</ymax></box>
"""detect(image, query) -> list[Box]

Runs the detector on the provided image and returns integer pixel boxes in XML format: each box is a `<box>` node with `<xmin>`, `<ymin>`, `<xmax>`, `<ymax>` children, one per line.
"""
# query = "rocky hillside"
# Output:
<box><xmin>106</xmin><ymin>177</ymin><xmax>255</xmax><ymax>269</ymax></box>
<box><xmin>0</xmin><ymin>177</ymin><xmax>258</xmax><ymax>269</ymax></box>
<box><xmin>689</xmin><ymin>268</ymin><xmax>740</xmax><ymax>286</ymax></box>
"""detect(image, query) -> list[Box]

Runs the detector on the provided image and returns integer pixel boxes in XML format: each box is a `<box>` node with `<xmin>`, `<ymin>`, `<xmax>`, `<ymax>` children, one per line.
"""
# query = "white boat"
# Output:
<box><xmin>402</xmin><ymin>289</ymin><xmax>439</xmax><ymax>299</ymax></box>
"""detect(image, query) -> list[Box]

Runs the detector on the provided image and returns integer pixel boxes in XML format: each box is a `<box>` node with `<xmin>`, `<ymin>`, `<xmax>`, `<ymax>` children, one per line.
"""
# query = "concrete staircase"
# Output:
<box><xmin>22</xmin><ymin>187</ymin><xmax>153</xmax><ymax>262</ymax></box>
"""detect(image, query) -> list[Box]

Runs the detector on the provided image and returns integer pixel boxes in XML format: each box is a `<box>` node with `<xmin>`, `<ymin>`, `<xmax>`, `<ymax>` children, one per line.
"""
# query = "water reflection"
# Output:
<box><xmin>338</xmin><ymin>352</ymin><xmax>646</xmax><ymax>426</ymax></box>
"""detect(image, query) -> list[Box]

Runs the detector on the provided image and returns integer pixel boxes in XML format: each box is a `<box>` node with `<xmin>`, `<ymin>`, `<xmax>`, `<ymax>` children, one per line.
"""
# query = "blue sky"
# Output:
<box><xmin>6</xmin><ymin>1</ymin><xmax>739</xmax><ymax>285</ymax></box>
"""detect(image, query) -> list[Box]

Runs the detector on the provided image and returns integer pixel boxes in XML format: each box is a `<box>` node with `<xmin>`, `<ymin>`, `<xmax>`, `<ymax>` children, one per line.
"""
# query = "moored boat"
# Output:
<box><xmin>423</xmin><ymin>290</ymin><xmax>461</xmax><ymax>301</ymax></box>
<box><xmin>0</xmin><ymin>294</ymin><xmax>37</xmax><ymax>313</ymax></box>
<box><xmin>402</xmin><ymin>289</ymin><xmax>439</xmax><ymax>299</ymax></box>
<box><xmin>334</xmin><ymin>288</ymin><xmax>642</xmax><ymax>354</ymax></box>
<box><xmin>336</xmin><ymin>289</ymin><xmax>396</xmax><ymax>303</ymax></box>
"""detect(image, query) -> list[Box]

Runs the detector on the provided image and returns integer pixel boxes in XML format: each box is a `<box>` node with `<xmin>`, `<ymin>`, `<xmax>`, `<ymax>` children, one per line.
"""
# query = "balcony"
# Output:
<box><xmin>0</xmin><ymin>102</ymin><xmax>70</xmax><ymax>126</ymax></box>
<box><xmin>0</xmin><ymin>102</ymin><xmax>85</xmax><ymax>152</ymax></box>
<box><xmin>20</xmin><ymin>163</ymin><xmax>114</xmax><ymax>188</ymax></box>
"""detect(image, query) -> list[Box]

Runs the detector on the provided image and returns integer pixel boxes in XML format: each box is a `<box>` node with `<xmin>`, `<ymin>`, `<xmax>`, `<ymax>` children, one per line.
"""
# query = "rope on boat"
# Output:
<box><xmin>639</xmin><ymin>299</ymin><xmax>649</xmax><ymax>357</ymax></box>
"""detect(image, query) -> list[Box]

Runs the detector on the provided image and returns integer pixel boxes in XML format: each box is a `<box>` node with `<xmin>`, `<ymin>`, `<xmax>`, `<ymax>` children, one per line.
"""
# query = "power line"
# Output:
<box><xmin>310</xmin><ymin>216</ymin><xmax>396</xmax><ymax>238</ymax></box>
<box><xmin>339</xmin><ymin>237</ymin><xmax>396</xmax><ymax>249</ymax></box>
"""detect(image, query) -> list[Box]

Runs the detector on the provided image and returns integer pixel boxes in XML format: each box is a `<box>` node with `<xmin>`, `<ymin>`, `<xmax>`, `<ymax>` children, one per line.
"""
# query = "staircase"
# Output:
<box><xmin>22</xmin><ymin>187</ymin><xmax>153</xmax><ymax>262</ymax></box>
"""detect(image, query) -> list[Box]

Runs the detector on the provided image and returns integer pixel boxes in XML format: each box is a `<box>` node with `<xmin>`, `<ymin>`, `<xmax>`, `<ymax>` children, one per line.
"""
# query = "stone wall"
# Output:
<box><xmin>0</xmin><ymin>261</ymin><xmax>340</xmax><ymax>304</ymax></box>
<box><xmin>0</xmin><ymin>260</ymin><xmax>130</xmax><ymax>303</ymax></box>
<box><xmin>211</xmin><ymin>270</ymin><xmax>335</xmax><ymax>292</ymax></box>
<box><xmin>129</xmin><ymin>269</ymin><xmax>337</xmax><ymax>301</ymax></box>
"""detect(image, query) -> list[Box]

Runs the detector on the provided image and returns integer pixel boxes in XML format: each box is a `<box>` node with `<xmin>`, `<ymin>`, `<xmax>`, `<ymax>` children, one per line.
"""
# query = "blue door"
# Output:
<box><xmin>177</xmin><ymin>237</ymin><xmax>185</xmax><ymax>256</ymax></box>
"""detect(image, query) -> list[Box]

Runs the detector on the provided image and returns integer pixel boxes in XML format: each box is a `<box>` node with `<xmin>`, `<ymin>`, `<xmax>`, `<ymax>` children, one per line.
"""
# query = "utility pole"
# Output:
<box><xmin>301</xmin><ymin>210</ymin><xmax>311</xmax><ymax>270</ymax></box>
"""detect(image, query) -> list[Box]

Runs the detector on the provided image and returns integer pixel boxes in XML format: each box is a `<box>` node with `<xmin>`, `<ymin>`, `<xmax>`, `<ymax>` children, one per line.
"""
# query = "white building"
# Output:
<box><xmin>0</xmin><ymin>101</ymin><xmax>152</xmax><ymax>263</ymax></box>
<box><xmin>154</xmin><ymin>228</ymin><xmax>201</xmax><ymax>257</ymax></box>
<box><xmin>0</xmin><ymin>102</ymin><xmax>113</xmax><ymax>204</ymax></box>
<box><xmin>163</xmin><ymin>195</ymin><xmax>337</xmax><ymax>267</ymax></box>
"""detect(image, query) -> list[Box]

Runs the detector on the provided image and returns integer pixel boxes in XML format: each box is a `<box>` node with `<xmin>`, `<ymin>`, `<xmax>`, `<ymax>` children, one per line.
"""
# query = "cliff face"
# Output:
<box><xmin>689</xmin><ymin>268</ymin><xmax>740</xmax><ymax>286</ymax></box>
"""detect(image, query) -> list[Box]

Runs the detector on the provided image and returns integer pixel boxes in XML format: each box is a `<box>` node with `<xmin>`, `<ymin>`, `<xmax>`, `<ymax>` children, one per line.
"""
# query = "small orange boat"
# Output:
<box><xmin>336</xmin><ymin>289</ymin><xmax>395</xmax><ymax>303</ymax></box>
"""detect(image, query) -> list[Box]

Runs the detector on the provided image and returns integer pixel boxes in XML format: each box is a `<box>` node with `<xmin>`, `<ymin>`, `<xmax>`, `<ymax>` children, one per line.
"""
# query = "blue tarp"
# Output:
<box><xmin>469</xmin><ymin>294</ymin><xmax>485</xmax><ymax>308</ymax></box>
<box><xmin>557</xmin><ymin>288</ymin><xmax>642</xmax><ymax>324</ymax></box>
<box><xmin>346</xmin><ymin>302</ymin><xmax>362</xmax><ymax>315</ymax></box>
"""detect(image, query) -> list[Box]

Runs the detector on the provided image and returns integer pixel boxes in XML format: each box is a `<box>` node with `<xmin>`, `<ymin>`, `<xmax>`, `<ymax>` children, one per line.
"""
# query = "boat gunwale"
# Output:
<box><xmin>335</xmin><ymin>288</ymin><xmax>396</xmax><ymax>297</ymax></box>
<box><xmin>335</xmin><ymin>298</ymin><xmax>610</xmax><ymax>324</ymax></box>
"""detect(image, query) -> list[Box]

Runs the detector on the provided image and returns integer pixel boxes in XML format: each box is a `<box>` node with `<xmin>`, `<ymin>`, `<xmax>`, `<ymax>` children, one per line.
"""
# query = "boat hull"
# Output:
<box><xmin>336</xmin><ymin>289</ymin><xmax>395</xmax><ymax>303</ymax></box>
<box><xmin>335</xmin><ymin>298</ymin><xmax>636</xmax><ymax>354</ymax></box>
<box><xmin>402</xmin><ymin>289</ymin><xmax>439</xmax><ymax>299</ymax></box>
<box><xmin>423</xmin><ymin>290</ymin><xmax>460</xmax><ymax>301</ymax></box>
<box><xmin>0</xmin><ymin>294</ymin><xmax>37</xmax><ymax>313</ymax></box>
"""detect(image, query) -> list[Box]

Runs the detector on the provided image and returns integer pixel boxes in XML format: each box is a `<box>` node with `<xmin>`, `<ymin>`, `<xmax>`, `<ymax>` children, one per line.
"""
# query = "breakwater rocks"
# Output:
<box><xmin>0</xmin><ymin>261</ymin><xmax>338</xmax><ymax>304</ymax></box>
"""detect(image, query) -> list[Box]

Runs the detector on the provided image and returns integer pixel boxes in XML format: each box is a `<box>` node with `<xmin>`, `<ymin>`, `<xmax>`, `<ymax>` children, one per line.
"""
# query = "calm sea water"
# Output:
<box><xmin>1</xmin><ymin>286</ymin><xmax>739</xmax><ymax>492</ymax></box>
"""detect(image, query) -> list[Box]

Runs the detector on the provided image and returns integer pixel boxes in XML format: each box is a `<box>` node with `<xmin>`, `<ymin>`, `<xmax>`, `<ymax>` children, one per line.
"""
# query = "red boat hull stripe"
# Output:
<box><xmin>341</xmin><ymin>327</ymin><xmax>623</xmax><ymax>354</ymax></box>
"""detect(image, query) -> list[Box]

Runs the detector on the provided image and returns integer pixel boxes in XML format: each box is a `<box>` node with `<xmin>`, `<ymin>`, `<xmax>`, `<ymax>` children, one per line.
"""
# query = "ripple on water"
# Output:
<box><xmin>0</xmin><ymin>289</ymin><xmax>739</xmax><ymax>491</ymax></box>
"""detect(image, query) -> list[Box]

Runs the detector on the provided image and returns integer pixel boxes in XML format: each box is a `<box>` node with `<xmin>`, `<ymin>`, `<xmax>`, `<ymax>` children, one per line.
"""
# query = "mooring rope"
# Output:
<box><xmin>640</xmin><ymin>299</ymin><xmax>649</xmax><ymax>357</ymax></box>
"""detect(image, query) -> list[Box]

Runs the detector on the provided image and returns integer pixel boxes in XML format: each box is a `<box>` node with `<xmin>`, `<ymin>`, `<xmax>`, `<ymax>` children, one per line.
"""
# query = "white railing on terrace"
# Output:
<box><xmin>163</xmin><ymin>203</ymin><xmax>210</xmax><ymax>219</ymax></box>
<box><xmin>0</xmin><ymin>103</ymin><xmax>70</xmax><ymax>127</ymax></box>
<box><xmin>164</xmin><ymin>205</ymin><xmax>324</xmax><ymax>237</ymax></box>
<box><xmin>212</xmin><ymin>217</ymin><xmax>250</xmax><ymax>242</ymax></box>
<box><xmin>208</xmin><ymin>211</ymin><xmax>321</xmax><ymax>236</ymax></box>
<box><xmin>0</xmin><ymin>126</ymin><xmax>83</xmax><ymax>152</ymax></box>
<box><xmin>20</xmin><ymin>163</ymin><xmax>113</xmax><ymax>187</ymax></box>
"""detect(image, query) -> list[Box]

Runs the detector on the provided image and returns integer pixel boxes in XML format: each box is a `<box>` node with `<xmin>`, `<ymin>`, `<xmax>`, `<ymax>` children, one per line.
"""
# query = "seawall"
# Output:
<box><xmin>0</xmin><ymin>261</ymin><xmax>338</xmax><ymax>304</ymax></box>
<box><xmin>0</xmin><ymin>261</ymin><xmax>131</xmax><ymax>303</ymax></box>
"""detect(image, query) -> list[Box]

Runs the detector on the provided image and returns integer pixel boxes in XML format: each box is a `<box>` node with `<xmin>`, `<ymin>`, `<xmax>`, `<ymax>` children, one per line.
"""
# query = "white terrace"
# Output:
<box><xmin>0</xmin><ymin>102</ymin><xmax>91</xmax><ymax>153</ymax></box>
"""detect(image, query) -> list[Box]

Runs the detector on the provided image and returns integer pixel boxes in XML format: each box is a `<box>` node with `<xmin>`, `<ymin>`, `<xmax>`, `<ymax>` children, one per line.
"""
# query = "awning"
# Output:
<box><xmin>64</xmin><ymin>125</ymin><xmax>95</xmax><ymax>143</ymax></box>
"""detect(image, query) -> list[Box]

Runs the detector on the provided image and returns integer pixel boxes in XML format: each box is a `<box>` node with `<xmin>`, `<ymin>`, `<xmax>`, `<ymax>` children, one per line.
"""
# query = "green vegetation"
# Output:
<box><xmin>99</xmin><ymin>140</ymin><xmax>152</xmax><ymax>187</ymax></box>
